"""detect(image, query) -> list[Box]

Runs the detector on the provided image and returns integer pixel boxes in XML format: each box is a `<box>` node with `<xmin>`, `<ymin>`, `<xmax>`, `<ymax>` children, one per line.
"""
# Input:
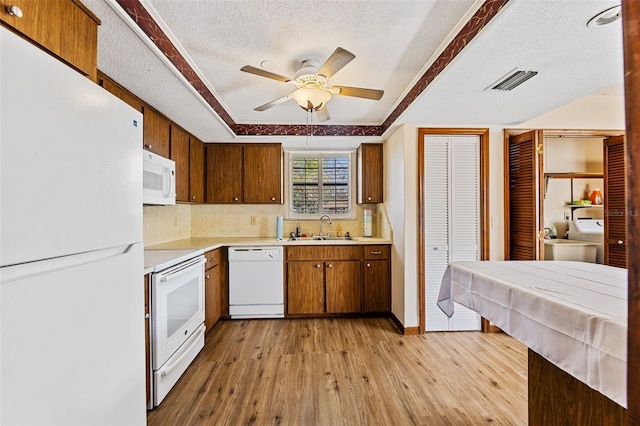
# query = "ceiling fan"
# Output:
<box><xmin>240</xmin><ymin>47</ymin><xmax>384</xmax><ymax>122</ymax></box>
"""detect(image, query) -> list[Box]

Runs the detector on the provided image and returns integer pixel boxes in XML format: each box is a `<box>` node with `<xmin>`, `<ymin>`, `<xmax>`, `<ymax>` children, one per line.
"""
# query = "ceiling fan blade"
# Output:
<box><xmin>254</xmin><ymin>95</ymin><xmax>291</xmax><ymax>111</ymax></box>
<box><xmin>332</xmin><ymin>85</ymin><xmax>384</xmax><ymax>100</ymax></box>
<box><xmin>316</xmin><ymin>106</ymin><xmax>330</xmax><ymax>122</ymax></box>
<box><xmin>241</xmin><ymin>65</ymin><xmax>293</xmax><ymax>83</ymax></box>
<box><xmin>316</xmin><ymin>47</ymin><xmax>355</xmax><ymax>79</ymax></box>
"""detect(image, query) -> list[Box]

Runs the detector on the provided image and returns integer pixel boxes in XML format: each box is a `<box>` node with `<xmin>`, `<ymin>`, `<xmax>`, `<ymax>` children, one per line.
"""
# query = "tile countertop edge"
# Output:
<box><xmin>143</xmin><ymin>237</ymin><xmax>392</xmax><ymax>275</ymax></box>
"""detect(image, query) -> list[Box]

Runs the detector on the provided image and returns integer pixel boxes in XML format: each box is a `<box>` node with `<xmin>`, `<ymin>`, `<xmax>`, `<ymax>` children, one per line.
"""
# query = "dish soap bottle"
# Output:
<box><xmin>336</xmin><ymin>222</ymin><xmax>342</xmax><ymax>237</ymax></box>
<box><xmin>590</xmin><ymin>188</ymin><xmax>603</xmax><ymax>205</ymax></box>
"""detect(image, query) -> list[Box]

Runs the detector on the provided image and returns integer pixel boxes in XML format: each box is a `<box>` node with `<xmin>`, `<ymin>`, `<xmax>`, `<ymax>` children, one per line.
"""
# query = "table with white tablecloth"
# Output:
<box><xmin>438</xmin><ymin>260</ymin><xmax>627</xmax><ymax>409</ymax></box>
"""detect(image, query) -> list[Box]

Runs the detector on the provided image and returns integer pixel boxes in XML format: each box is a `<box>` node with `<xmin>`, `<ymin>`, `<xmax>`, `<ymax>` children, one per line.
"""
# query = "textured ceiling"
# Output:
<box><xmin>83</xmin><ymin>0</ymin><xmax>625</xmax><ymax>144</ymax></box>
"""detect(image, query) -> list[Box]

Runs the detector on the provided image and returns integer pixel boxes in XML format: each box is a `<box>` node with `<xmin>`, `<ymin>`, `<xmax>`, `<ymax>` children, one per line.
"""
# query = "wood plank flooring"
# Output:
<box><xmin>147</xmin><ymin>318</ymin><xmax>527</xmax><ymax>425</ymax></box>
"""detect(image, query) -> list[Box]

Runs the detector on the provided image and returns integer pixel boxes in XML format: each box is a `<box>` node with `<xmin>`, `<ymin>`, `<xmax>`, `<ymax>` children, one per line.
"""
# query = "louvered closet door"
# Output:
<box><xmin>507</xmin><ymin>131</ymin><xmax>541</xmax><ymax>260</ymax></box>
<box><xmin>424</xmin><ymin>135</ymin><xmax>480</xmax><ymax>331</ymax></box>
<box><xmin>604</xmin><ymin>135</ymin><xmax>628</xmax><ymax>268</ymax></box>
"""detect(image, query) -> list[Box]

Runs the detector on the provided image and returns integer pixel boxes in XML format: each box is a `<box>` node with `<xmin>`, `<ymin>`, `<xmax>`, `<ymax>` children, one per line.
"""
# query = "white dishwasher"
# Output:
<box><xmin>228</xmin><ymin>246</ymin><xmax>284</xmax><ymax>319</ymax></box>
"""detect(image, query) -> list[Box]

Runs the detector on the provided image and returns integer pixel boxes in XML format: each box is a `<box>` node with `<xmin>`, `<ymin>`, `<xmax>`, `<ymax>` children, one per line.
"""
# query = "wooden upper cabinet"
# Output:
<box><xmin>189</xmin><ymin>137</ymin><xmax>205</xmax><ymax>203</ymax></box>
<box><xmin>206</xmin><ymin>143</ymin><xmax>282</xmax><ymax>204</ymax></box>
<box><xmin>170</xmin><ymin>125</ymin><xmax>190</xmax><ymax>202</ymax></box>
<box><xmin>0</xmin><ymin>0</ymin><xmax>100</xmax><ymax>81</ymax></box>
<box><xmin>604</xmin><ymin>135</ymin><xmax>628</xmax><ymax>268</ymax></box>
<box><xmin>98</xmin><ymin>72</ymin><xmax>143</xmax><ymax>112</ymax></box>
<box><xmin>206</xmin><ymin>144</ymin><xmax>243</xmax><ymax>203</ymax></box>
<box><xmin>505</xmin><ymin>130</ymin><xmax>543</xmax><ymax>260</ymax></box>
<box><xmin>357</xmin><ymin>143</ymin><xmax>383</xmax><ymax>204</ymax></box>
<box><xmin>142</xmin><ymin>107</ymin><xmax>170</xmax><ymax>158</ymax></box>
<box><xmin>243</xmin><ymin>144</ymin><xmax>282</xmax><ymax>204</ymax></box>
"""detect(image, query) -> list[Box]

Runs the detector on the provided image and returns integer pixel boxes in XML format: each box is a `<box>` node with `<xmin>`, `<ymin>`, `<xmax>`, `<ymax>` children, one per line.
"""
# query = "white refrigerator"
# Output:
<box><xmin>0</xmin><ymin>27</ymin><xmax>146</xmax><ymax>425</ymax></box>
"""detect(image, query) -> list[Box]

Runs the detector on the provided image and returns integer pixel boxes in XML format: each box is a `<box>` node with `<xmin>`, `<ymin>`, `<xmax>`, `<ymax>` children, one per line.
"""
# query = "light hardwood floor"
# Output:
<box><xmin>147</xmin><ymin>318</ymin><xmax>527</xmax><ymax>425</ymax></box>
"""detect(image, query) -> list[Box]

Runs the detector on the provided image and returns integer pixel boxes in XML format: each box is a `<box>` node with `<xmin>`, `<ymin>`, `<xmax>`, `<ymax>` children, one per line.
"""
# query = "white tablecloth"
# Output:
<box><xmin>438</xmin><ymin>260</ymin><xmax>627</xmax><ymax>408</ymax></box>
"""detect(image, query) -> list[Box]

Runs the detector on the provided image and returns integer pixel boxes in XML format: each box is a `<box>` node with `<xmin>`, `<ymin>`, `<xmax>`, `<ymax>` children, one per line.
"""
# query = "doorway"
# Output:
<box><xmin>418</xmin><ymin>128</ymin><xmax>490</xmax><ymax>334</ymax></box>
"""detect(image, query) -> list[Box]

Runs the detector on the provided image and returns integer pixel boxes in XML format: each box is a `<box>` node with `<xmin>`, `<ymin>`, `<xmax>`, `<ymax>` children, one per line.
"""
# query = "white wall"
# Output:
<box><xmin>383</xmin><ymin>93</ymin><xmax>625</xmax><ymax>329</ymax></box>
<box><xmin>384</xmin><ymin>124</ymin><xmax>419</xmax><ymax>328</ymax></box>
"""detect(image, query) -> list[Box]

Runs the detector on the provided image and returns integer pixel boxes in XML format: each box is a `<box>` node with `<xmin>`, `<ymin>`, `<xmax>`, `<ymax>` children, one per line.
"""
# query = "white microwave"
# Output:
<box><xmin>143</xmin><ymin>150</ymin><xmax>176</xmax><ymax>205</ymax></box>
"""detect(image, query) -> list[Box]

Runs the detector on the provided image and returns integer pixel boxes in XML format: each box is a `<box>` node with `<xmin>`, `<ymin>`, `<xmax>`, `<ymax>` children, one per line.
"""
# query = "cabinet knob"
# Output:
<box><xmin>192</xmin><ymin>195</ymin><xmax>196</xmax><ymax>200</ymax></box>
<box><xmin>145</xmin><ymin>144</ymin><xmax>152</xmax><ymax>149</ymax></box>
<box><xmin>145</xmin><ymin>313</ymin><xmax>150</xmax><ymax>319</ymax></box>
<box><xmin>370</xmin><ymin>251</ymin><xmax>382</xmax><ymax>255</ymax></box>
<box><xmin>366</xmin><ymin>263</ymin><xmax>371</xmax><ymax>268</ymax></box>
<box><xmin>210</xmin><ymin>257</ymin><xmax>216</xmax><ymax>262</ymax></box>
<box><xmin>618</xmin><ymin>240</ymin><xmax>624</xmax><ymax>245</ymax></box>
<box><xmin>327</xmin><ymin>263</ymin><xmax>333</xmax><ymax>268</ymax></box>
<box><xmin>234</xmin><ymin>197</ymin><xmax>239</xmax><ymax>201</ymax></box>
<box><xmin>315</xmin><ymin>264</ymin><xmax>322</xmax><ymax>268</ymax></box>
<box><xmin>271</xmin><ymin>197</ymin><xmax>276</xmax><ymax>201</ymax></box>
<box><xmin>6</xmin><ymin>5</ymin><xmax>23</xmax><ymax>17</ymax></box>
<box><xmin>206</xmin><ymin>275</ymin><xmax>210</xmax><ymax>279</ymax></box>
<box><xmin>367</xmin><ymin>196</ymin><xmax>372</xmax><ymax>201</ymax></box>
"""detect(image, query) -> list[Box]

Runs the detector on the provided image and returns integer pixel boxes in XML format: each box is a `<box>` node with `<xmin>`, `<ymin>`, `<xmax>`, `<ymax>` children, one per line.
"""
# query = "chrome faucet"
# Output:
<box><xmin>319</xmin><ymin>214</ymin><xmax>332</xmax><ymax>237</ymax></box>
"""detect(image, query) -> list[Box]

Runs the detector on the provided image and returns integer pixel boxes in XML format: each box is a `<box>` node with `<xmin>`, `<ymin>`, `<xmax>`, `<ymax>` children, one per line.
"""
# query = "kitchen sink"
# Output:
<box><xmin>288</xmin><ymin>236</ymin><xmax>358</xmax><ymax>241</ymax></box>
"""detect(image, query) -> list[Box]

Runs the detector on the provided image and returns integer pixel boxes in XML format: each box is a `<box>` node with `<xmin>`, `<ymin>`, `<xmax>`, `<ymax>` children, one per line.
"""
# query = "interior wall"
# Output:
<box><xmin>143</xmin><ymin>204</ymin><xmax>192</xmax><ymax>247</ymax></box>
<box><xmin>383</xmin><ymin>124</ymin><xmax>418</xmax><ymax>328</ymax></box>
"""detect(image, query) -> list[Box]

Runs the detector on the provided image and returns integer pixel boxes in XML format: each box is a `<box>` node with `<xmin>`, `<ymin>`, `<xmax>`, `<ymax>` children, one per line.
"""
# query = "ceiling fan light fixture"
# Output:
<box><xmin>587</xmin><ymin>5</ymin><xmax>622</xmax><ymax>27</ymax></box>
<box><xmin>291</xmin><ymin>87</ymin><xmax>332</xmax><ymax>111</ymax></box>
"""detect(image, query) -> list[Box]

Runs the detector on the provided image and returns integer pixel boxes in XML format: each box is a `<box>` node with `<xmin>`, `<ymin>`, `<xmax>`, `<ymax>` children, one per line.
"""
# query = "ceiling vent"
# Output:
<box><xmin>487</xmin><ymin>69</ymin><xmax>538</xmax><ymax>91</ymax></box>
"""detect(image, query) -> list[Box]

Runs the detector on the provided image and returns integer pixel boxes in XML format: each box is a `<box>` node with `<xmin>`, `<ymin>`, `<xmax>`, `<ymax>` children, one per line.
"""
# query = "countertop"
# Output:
<box><xmin>144</xmin><ymin>236</ymin><xmax>392</xmax><ymax>274</ymax></box>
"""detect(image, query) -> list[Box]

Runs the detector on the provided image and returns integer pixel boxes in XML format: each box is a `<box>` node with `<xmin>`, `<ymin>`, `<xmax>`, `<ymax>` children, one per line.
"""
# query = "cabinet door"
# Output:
<box><xmin>363</xmin><ymin>260</ymin><xmax>390</xmax><ymax>312</ymax></box>
<box><xmin>58</xmin><ymin>0</ymin><xmax>98</xmax><ymax>80</ymax></box>
<box><xmin>358</xmin><ymin>143</ymin><xmax>383</xmax><ymax>203</ymax></box>
<box><xmin>243</xmin><ymin>144</ymin><xmax>282</xmax><ymax>204</ymax></box>
<box><xmin>189</xmin><ymin>137</ymin><xmax>205</xmax><ymax>203</ymax></box>
<box><xmin>170</xmin><ymin>125</ymin><xmax>190</xmax><ymax>202</ymax></box>
<box><xmin>0</xmin><ymin>0</ymin><xmax>99</xmax><ymax>80</ymax></box>
<box><xmin>325</xmin><ymin>260</ymin><xmax>362</xmax><ymax>313</ymax></box>
<box><xmin>206</xmin><ymin>144</ymin><xmax>243</xmax><ymax>203</ymax></box>
<box><xmin>142</xmin><ymin>107</ymin><xmax>170</xmax><ymax>157</ymax></box>
<box><xmin>204</xmin><ymin>264</ymin><xmax>222</xmax><ymax>332</ymax></box>
<box><xmin>287</xmin><ymin>261</ymin><xmax>325</xmax><ymax>314</ymax></box>
<box><xmin>604</xmin><ymin>135</ymin><xmax>628</xmax><ymax>268</ymax></box>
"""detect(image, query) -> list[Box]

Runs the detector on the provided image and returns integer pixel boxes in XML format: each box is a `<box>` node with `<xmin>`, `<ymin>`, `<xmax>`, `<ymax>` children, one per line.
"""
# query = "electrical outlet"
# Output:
<box><xmin>250</xmin><ymin>216</ymin><xmax>256</xmax><ymax>225</ymax></box>
<box><xmin>564</xmin><ymin>211</ymin><xmax>571</xmax><ymax>221</ymax></box>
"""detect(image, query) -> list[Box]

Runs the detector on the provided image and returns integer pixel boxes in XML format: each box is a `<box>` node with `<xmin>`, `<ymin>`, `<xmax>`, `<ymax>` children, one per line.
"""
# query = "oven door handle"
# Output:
<box><xmin>159</xmin><ymin>257</ymin><xmax>205</xmax><ymax>282</ymax></box>
<box><xmin>159</xmin><ymin>326</ymin><xmax>205</xmax><ymax>377</ymax></box>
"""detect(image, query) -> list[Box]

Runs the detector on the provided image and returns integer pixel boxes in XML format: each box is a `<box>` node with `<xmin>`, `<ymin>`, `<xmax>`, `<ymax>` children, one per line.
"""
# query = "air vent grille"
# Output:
<box><xmin>488</xmin><ymin>69</ymin><xmax>538</xmax><ymax>91</ymax></box>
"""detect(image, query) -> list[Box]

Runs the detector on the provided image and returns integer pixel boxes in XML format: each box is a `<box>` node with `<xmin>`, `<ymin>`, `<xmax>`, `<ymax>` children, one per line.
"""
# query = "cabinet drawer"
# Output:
<box><xmin>204</xmin><ymin>248</ymin><xmax>223</xmax><ymax>269</ymax></box>
<box><xmin>287</xmin><ymin>245</ymin><xmax>362</xmax><ymax>261</ymax></box>
<box><xmin>364</xmin><ymin>245</ymin><xmax>390</xmax><ymax>260</ymax></box>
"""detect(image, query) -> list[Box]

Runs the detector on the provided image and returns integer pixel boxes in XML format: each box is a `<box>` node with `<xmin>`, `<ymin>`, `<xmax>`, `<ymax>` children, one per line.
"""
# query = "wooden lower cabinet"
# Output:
<box><xmin>287</xmin><ymin>261</ymin><xmax>325</xmax><ymax>314</ymax></box>
<box><xmin>363</xmin><ymin>245</ymin><xmax>391</xmax><ymax>312</ymax></box>
<box><xmin>204</xmin><ymin>248</ymin><xmax>226</xmax><ymax>332</ymax></box>
<box><xmin>326</xmin><ymin>260</ymin><xmax>362</xmax><ymax>313</ymax></box>
<box><xmin>285</xmin><ymin>245</ymin><xmax>390</xmax><ymax>316</ymax></box>
<box><xmin>363</xmin><ymin>260</ymin><xmax>390</xmax><ymax>312</ymax></box>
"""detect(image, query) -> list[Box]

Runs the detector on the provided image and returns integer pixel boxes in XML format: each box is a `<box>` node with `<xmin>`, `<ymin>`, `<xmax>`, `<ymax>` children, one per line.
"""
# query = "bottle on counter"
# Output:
<box><xmin>336</xmin><ymin>222</ymin><xmax>342</xmax><ymax>237</ymax></box>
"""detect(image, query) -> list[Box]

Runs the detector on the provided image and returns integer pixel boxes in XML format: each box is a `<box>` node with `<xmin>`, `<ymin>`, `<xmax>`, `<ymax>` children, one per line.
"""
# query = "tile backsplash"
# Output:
<box><xmin>144</xmin><ymin>203</ymin><xmax>391</xmax><ymax>246</ymax></box>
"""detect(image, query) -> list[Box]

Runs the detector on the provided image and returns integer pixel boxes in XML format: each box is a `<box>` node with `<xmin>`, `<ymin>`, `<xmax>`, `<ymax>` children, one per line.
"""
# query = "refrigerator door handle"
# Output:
<box><xmin>0</xmin><ymin>244</ymin><xmax>137</xmax><ymax>284</ymax></box>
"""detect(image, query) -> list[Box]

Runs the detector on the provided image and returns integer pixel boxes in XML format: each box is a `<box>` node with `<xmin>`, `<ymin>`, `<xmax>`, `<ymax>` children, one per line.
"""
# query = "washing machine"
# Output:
<box><xmin>568</xmin><ymin>219</ymin><xmax>604</xmax><ymax>264</ymax></box>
